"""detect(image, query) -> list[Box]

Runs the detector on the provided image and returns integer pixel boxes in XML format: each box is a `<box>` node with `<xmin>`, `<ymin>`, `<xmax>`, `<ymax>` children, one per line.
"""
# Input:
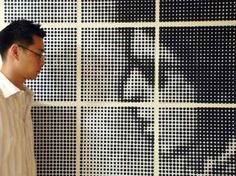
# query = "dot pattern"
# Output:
<box><xmin>159</xmin><ymin>26</ymin><xmax>236</xmax><ymax>103</ymax></box>
<box><xmin>32</xmin><ymin>106</ymin><xmax>77</xmax><ymax>176</ymax></box>
<box><xmin>1</xmin><ymin>0</ymin><xmax>235</xmax><ymax>176</ymax></box>
<box><xmin>81</xmin><ymin>0</ymin><xmax>155</xmax><ymax>22</ymax></box>
<box><xmin>160</xmin><ymin>0</ymin><xmax>236</xmax><ymax>22</ymax></box>
<box><xmin>26</xmin><ymin>28</ymin><xmax>77</xmax><ymax>102</ymax></box>
<box><xmin>4</xmin><ymin>0</ymin><xmax>77</xmax><ymax>23</ymax></box>
<box><xmin>81</xmin><ymin>28</ymin><xmax>155</xmax><ymax>102</ymax></box>
<box><xmin>80</xmin><ymin>106</ymin><xmax>154</xmax><ymax>176</ymax></box>
<box><xmin>159</xmin><ymin>108</ymin><xmax>236</xmax><ymax>175</ymax></box>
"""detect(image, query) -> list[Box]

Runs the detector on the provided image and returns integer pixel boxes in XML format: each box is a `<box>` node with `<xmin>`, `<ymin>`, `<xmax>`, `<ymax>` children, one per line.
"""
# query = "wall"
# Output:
<box><xmin>0</xmin><ymin>1</ymin><xmax>235</xmax><ymax>176</ymax></box>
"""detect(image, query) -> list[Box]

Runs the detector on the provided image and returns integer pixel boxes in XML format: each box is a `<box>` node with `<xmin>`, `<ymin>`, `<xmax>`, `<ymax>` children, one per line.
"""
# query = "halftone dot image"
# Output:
<box><xmin>159</xmin><ymin>107</ymin><xmax>236</xmax><ymax>175</ymax></box>
<box><xmin>4</xmin><ymin>0</ymin><xmax>77</xmax><ymax>23</ymax></box>
<box><xmin>81</xmin><ymin>0</ymin><xmax>155</xmax><ymax>22</ymax></box>
<box><xmin>160</xmin><ymin>0</ymin><xmax>236</xmax><ymax>22</ymax></box>
<box><xmin>32</xmin><ymin>106</ymin><xmax>77</xmax><ymax>176</ymax></box>
<box><xmin>159</xmin><ymin>26</ymin><xmax>236</xmax><ymax>103</ymax></box>
<box><xmin>80</xmin><ymin>106</ymin><xmax>154</xmax><ymax>176</ymax></box>
<box><xmin>81</xmin><ymin>28</ymin><xmax>155</xmax><ymax>102</ymax></box>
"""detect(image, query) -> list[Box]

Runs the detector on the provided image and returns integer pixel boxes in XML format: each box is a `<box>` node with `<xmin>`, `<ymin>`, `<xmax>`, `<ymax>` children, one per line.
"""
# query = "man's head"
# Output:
<box><xmin>0</xmin><ymin>20</ymin><xmax>46</xmax><ymax>83</ymax></box>
<box><xmin>0</xmin><ymin>20</ymin><xmax>46</xmax><ymax>61</ymax></box>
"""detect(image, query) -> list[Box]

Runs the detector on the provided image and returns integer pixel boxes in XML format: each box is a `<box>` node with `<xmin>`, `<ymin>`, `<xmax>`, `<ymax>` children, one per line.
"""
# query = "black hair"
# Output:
<box><xmin>0</xmin><ymin>20</ymin><xmax>46</xmax><ymax>60</ymax></box>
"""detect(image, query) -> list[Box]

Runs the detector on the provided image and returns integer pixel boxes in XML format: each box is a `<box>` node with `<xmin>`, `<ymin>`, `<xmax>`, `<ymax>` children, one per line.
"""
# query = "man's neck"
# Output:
<box><xmin>1</xmin><ymin>66</ymin><xmax>26</xmax><ymax>90</ymax></box>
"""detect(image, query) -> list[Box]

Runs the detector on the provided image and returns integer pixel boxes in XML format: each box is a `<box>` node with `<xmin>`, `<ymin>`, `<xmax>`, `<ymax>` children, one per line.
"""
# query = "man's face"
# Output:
<box><xmin>17</xmin><ymin>35</ymin><xmax>45</xmax><ymax>80</ymax></box>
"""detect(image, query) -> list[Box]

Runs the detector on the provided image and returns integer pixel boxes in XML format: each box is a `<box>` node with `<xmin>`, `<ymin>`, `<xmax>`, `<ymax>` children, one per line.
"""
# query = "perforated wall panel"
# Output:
<box><xmin>81</xmin><ymin>28</ymin><xmax>155</xmax><ymax>102</ymax></box>
<box><xmin>4</xmin><ymin>0</ymin><xmax>77</xmax><ymax>23</ymax></box>
<box><xmin>27</xmin><ymin>28</ymin><xmax>77</xmax><ymax>102</ymax></box>
<box><xmin>159</xmin><ymin>108</ymin><xmax>236</xmax><ymax>175</ymax></box>
<box><xmin>160</xmin><ymin>0</ymin><xmax>236</xmax><ymax>22</ymax></box>
<box><xmin>81</xmin><ymin>0</ymin><xmax>155</xmax><ymax>22</ymax></box>
<box><xmin>32</xmin><ymin>106</ymin><xmax>77</xmax><ymax>176</ymax></box>
<box><xmin>159</xmin><ymin>26</ymin><xmax>236</xmax><ymax>103</ymax></box>
<box><xmin>80</xmin><ymin>106</ymin><xmax>154</xmax><ymax>176</ymax></box>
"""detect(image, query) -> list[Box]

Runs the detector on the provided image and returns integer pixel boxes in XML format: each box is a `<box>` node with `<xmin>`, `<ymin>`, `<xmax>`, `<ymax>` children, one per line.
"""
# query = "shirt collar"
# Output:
<box><xmin>0</xmin><ymin>72</ymin><xmax>21</xmax><ymax>98</ymax></box>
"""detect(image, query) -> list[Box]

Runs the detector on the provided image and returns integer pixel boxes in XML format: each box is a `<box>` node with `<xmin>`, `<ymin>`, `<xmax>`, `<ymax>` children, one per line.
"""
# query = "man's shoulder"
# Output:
<box><xmin>0</xmin><ymin>88</ymin><xmax>4</xmax><ymax>99</ymax></box>
<box><xmin>0</xmin><ymin>89</ymin><xmax>7</xmax><ymax>110</ymax></box>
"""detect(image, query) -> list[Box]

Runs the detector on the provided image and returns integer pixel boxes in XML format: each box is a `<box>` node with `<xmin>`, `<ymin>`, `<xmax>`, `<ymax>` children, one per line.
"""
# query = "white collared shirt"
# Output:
<box><xmin>0</xmin><ymin>72</ymin><xmax>36</xmax><ymax>176</ymax></box>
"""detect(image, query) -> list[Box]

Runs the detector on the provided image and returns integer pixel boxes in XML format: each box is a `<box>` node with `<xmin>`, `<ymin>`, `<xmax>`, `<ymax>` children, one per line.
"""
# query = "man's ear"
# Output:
<box><xmin>9</xmin><ymin>44</ymin><xmax>20</xmax><ymax>59</ymax></box>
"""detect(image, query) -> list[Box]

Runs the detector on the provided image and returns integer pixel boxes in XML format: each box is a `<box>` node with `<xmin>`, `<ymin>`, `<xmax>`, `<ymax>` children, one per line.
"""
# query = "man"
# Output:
<box><xmin>0</xmin><ymin>20</ymin><xmax>46</xmax><ymax>176</ymax></box>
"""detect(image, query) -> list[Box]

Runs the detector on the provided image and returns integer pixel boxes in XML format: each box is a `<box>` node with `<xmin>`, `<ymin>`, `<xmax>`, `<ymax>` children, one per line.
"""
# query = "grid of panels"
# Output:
<box><xmin>4</xmin><ymin>0</ymin><xmax>77</xmax><ymax>23</ymax></box>
<box><xmin>159</xmin><ymin>26</ymin><xmax>236</xmax><ymax>103</ymax></box>
<box><xmin>26</xmin><ymin>28</ymin><xmax>77</xmax><ymax>102</ymax></box>
<box><xmin>1</xmin><ymin>1</ymin><xmax>235</xmax><ymax>176</ymax></box>
<box><xmin>81</xmin><ymin>28</ymin><xmax>155</xmax><ymax>102</ymax></box>
<box><xmin>160</xmin><ymin>0</ymin><xmax>236</xmax><ymax>22</ymax></box>
<box><xmin>32</xmin><ymin>106</ymin><xmax>77</xmax><ymax>176</ymax></box>
<box><xmin>81</xmin><ymin>0</ymin><xmax>155</xmax><ymax>22</ymax></box>
<box><xmin>80</xmin><ymin>106</ymin><xmax>154</xmax><ymax>176</ymax></box>
<box><xmin>159</xmin><ymin>108</ymin><xmax>236</xmax><ymax>176</ymax></box>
